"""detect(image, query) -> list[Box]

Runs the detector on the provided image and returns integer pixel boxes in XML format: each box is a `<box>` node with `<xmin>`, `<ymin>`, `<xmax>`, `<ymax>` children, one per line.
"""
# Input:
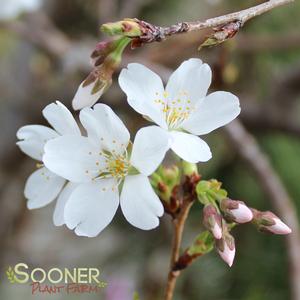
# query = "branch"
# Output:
<box><xmin>224</xmin><ymin>120</ymin><xmax>300</xmax><ymax>300</ymax></box>
<box><xmin>165</xmin><ymin>199</ymin><xmax>193</xmax><ymax>300</ymax></box>
<box><xmin>134</xmin><ymin>0</ymin><xmax>294</xmax><ymax>43</ymax></box>
<box><xmin>185</xmin><ymin>0</ymin><xmax>294</xmax><ymax>31</ymax></box>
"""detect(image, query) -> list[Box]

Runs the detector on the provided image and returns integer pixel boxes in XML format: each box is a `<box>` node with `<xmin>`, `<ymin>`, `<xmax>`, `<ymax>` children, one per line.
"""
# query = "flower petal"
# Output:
<box><xmin>166</xmin><ymin>58</ymin><xmax>211</xmax><ymax>106</ymax></box>
<box><xmin>182</xmin><ymin>91</ymin><xmax>240</xmax><ymax>135</ymax></box>
<box><xmin>16</xmin><ymin>125</ymin><xmax>58</xmax><ymax>160</ymax></box>
<box><xmin>25</xmin><ymin>167</ymin><xmax>65</xmax><ymax>209</ymax></box>
<box><xmin>130</xmin><ymin>126</ymin><xmax>171</xmax><ymax>176</ymax></box>
<box><xmin>64</xmin><ymin>179</ymin><xmax>119</xmax><ymax>237</ymax></box>
<box><xmin>170</xmin><ymin>131</ymin><xmax>212</xmax><ymax>163</ymax></box>
<box><xmin>120</xmin><ymin>174</ymin><xmax>164</xmax><ymax>230</ymax></box>
<box><xmin>53</xmin><ymin>182</ymin><xmax>78</xmax><ymax>226</ymax></box>
<box><xmin>43</xmin><ymin>135</ymin><xmax>105</xmax><ymax>182</ymax></box>
<box><xmin>42</xmin><ymin>101</ymin><xmax>81</xmax><ymax>135</ymax></box>
<box><xmin>72</xmin><ymin>80</ymin><xmax>105</xmax><ymax>110</ymax></box>
<box><xmin>80</xmin><ymin>103</ymin><xmax>130</xmax><ymax>154</ymax></box>
<box><xmin>119</xmin><ymin>63</ymin><xmax>167</xmax><ymax>129</ymax></box>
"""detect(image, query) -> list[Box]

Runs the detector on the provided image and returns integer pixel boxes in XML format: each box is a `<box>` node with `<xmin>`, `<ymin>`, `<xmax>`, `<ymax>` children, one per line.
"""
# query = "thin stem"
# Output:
<box><xmin>164</xmin><ymin>199</ymin><xmax>194</xmax><ymax>300</ymax></box>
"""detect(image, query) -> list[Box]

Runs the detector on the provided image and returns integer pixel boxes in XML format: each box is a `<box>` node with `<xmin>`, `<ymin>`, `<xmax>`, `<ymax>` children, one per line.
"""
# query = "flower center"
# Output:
<box><xmin>107</xmin><ymin>155</ymin><xmax>129</xmax><ymax>178</ymax></box>
<box><xmin>154</xmin><ymin>90</ymin><xmax>194</xmax><ymax>129</ymax></box>
<box><xmin>99</xmin><ymin>150</ymin><xmax>130</xmax><ymax>180</ymax></box>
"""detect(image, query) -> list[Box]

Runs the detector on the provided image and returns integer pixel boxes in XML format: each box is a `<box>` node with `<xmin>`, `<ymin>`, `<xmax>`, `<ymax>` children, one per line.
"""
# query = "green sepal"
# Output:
<box><xmin>127</xmin><ymin>166</ymin><xmax>140</xmax><ymax>176</ymax></box>
<box><xmin>196</xmin><ymin>179</ymin><xmax>228</xmax><ymax>205</ymax></box>
<box><xmin>187</xmin><ymin>231</ymin><xmax>215</xmax><ymax>256</ymax></box>
<box><xmin>101</xmin><ymin>19</ymin><xmax>142</xmax><ymax>37</ymax></box>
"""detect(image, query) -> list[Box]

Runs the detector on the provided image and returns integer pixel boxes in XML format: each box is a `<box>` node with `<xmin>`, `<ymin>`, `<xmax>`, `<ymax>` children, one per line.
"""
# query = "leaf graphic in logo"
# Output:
<box><xmin>6</xmin><ymin>266</ymin><xmax>16</xmax><ymax>284</ymax></box>
<box><xmin>98</xmin><ymin>281</ymin><xmax>108</xmax><ymax>288</ymax></box>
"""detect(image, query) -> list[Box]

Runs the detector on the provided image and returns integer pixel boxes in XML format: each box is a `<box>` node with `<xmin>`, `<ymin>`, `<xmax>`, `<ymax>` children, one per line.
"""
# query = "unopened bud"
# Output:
<box><xmin>203</xmin><ymin>204</ymin><xmax>222</xmax><ymax>240</ymax></box>
<box><xmin>216</xmin><ymin>232</ymin><xmax>235</xmax><ymax>267</ymax></box>
<box><xmin>90</xmin><ymin>40</ymin><xmax>117</xmax><ymax>66</ymax></box>
<box><xmin>72</xmin><ymin>37</ymin><xmax>130</xmax><ymax>110</ymax></box>
<box><xmin>220</xmin><ymin>198</ymin><xmax>253</xmax><ymax>224</ymax></box>
<box><xmin>196</xmin><ymin>179</ymin><xmax>227</xmax><ymax>205</ymax></box>
<box><xmin>252</xmin><ymin>210</ymin><xmax>292</xmax><ymax>235</ymax></box>
<box><xmin>150</xmin><ymin>166</ymin><xmax>181</xmax><ymax>214</ymax></box>
<box><xmin>159</xmin><ymin>165</ymin><xmax>180</xmax><ymax>187</ymax></box>
<box><xmin>101</xmin><ymin>19</ymin><xmax>142</xmax><ymax>37</ymax></box>
<box><xmin>182</xmin><ymin>161</ymin><xmax>198</xmax><ymax>177</ymax></box>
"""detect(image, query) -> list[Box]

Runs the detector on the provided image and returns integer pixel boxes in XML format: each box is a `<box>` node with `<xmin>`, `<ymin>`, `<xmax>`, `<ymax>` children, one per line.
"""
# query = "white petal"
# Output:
<box><xmin>170</xmin><ymin>131</ymin><xmax>212</xmax><ymax>163</ymax></box>
<box><xmin>231</xmin><ymin>204</ymin><xmax>253</xmax><ymax>223</ymax></box>
<box><xmin>42</xmin><ymin>101</ymin><xmax>81</xmax><ymax>135</ymax></box>
<box><xmin>72</xmin><ymin>80</ymin><xmax>105</xmax><ymax>110</ymax></box>
<box><xmin>25</xmin><ymin>167</ymin><xmax>65</xmax><ymax>209</ymax></box>
<box><xmin>119</xmin><ymin>63</ymin><xmax>167</xmax><ymax>129</ymax></box>
<box><xmin>166</xmin><ymin>58</ymin><xmax>212</xmax><ymax>105</ymax></box>
<box><xmin>218</xmin><ymin>243</ymin><xmax>235</xmax><ymax>267</ymax></box>
<box><xmin>80</xmin><ymin>103</ymin><xmax>130</xmax><ymax>154</ymax></box>
<box><xmin>17</xmin><ymin>125</ymin><xmax>58</xmax><ymax>160</ymax></box>
<box><xmin>212</xmin><ymin>223</ymin><xmax>223</xmax><ymax>240</ymax></box>
<box><xmin>64</xmin><ymin>179</ymin><xmax>119</xmax><ymax>237</ymax></box>
<box><xmin>53</xmin><ymin>182</ymin><xmax>78</xmax><ymax>226</ymax></box>
<box><xmin>270</xmin><ymin>218</ymin><xmax>292</xmax><ymax>234</ymax></box>
<box><xmin>43</xmin><ymin>135</ymin><xmax>105</xmax><ymax>182</ymax></box>
<box><xmin>120</xmin><ymin>174</ymin><xmax>164</xmax><ymax>230</ymax></box>
<box><xmin>183</xmin><ymin>91</ymin><xmax>241</xmax><ymax>135</ymax></box>
<box><xmin>130</xmin><ymin>126</ymin><xmax>171</xmax><ymax>176</ymax></box>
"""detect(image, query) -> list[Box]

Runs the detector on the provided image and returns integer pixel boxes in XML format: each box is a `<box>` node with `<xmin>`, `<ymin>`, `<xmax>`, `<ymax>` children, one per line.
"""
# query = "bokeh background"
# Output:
<box><xmin>0</xmin><ymin>0</ymin><xmax>300</xmax><ymax>299</ymax></box>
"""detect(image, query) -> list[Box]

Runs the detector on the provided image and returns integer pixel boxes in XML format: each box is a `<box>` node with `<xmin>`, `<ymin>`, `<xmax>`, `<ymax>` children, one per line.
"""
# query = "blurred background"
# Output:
<box><xmin>0</xmin><ymin>0</ymin><xmax>300</xmax><ymax>299</ymax></box>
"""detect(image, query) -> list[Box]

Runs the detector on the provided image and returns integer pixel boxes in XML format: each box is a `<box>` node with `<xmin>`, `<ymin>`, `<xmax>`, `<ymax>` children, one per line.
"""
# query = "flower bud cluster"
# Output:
<box><xmin>197</xmin><ymin>179</ymin><xmax>291</xmax><ymax>267</ymax></box>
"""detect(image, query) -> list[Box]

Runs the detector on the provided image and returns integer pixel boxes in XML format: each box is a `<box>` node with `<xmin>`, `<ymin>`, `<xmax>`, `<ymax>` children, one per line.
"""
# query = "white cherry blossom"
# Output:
<box><xmin>16</xmin><ymin>101</ymin><xmax>80</xmax><ymax>226</ymax></box>
<box><xmin>43</xmin><ymin>104</ymin><xmax>167</xmax><ymax>237</ymax></box>
<box><xmin>119</xmin><ymin>58</ymin><xmax>241</xmax><ymax>163</ymax></box>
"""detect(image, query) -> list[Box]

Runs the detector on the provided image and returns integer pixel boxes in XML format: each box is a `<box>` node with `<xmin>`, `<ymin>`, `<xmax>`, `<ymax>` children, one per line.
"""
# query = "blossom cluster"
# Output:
<box><xmin>17</xmin><ymin>58</ymin><xmax>241</xmax><ymax>238</ymax></box>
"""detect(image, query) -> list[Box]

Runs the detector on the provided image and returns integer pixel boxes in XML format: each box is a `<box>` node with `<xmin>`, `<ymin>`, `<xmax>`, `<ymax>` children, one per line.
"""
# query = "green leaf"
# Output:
<box><xmin>6</xmin><ymin>266</ymin><xmax>16</xmax><ymax>284</ymax></box>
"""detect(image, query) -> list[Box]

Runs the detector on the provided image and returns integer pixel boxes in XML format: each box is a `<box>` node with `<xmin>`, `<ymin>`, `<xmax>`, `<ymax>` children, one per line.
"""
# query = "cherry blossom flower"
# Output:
<box><xmin>16</xmin><ymin>101</ymin><xmax>80</xmax><ymax>226</ymax></box>
<box><xmin>43</xmin><ymin>104</ymin><xmax>166</xmax><ymax>237</ymax></box>
<box><xmin>119</xmin><ymin>58</ymin><xmax>241</xmax><ymax>163</ymax></box>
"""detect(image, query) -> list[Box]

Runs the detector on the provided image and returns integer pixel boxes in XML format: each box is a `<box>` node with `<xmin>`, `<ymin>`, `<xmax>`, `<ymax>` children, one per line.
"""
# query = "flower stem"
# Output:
<box><xmin>164</xmin><ymin>199</ymin><xmax>194</xmax><ymax>300</ymax></box>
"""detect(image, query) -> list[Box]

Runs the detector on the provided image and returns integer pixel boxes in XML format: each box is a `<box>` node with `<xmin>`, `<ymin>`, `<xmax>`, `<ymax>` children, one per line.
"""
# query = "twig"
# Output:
<box><xmin>224</xmin><ymin>120</ymin><xmax>300</xmax><ymax>300</ymax></box>
<box><xmin>165</xmin><ymin>199</ymin><xmax>194</xmax><ymax>300</ymax></box>
<box><xmin>136</xmin><ymin>0</ymin><xmax>294</xmax><ymax>43</ymax></box>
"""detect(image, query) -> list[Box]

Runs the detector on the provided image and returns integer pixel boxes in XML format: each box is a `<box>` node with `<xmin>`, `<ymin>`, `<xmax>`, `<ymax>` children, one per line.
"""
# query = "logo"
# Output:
<box><xmin>5</xmin><ymin>263</ymin><xmax>107</xmax><ymax>295</ymax></box>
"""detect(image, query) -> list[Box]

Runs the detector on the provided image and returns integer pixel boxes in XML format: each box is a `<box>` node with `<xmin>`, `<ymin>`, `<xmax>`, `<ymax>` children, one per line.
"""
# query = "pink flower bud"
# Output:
<box><xmin>72</xmin><ymin>37</ymin><xmax>130</xmax><ymax>110</ymax></box>
<box><xmin>252</xmin><ymin>210</ymin><xmax>292</xmax><ymax>235</ymax></box>
<box><xmin>220</xmin><ymin>199</ymin><xmax>253</xmax><ymax>224</ymax></box>
<box><xmin>90</xmin><ymin>40</ymin><xmax>117</xmax><ymax>67</ymax></box>
<box><xmin>269</xmin><ymin>218</ymin><xmax>292</xmax><ymax>234</ymax></box>
<box><xmin>212</xmin><ymin>222</ymin><xmax>222</xmax><ymax>240</ymax></box>
<box><xmin>203</xmin><ymin>204</ymin><xmax>222</xmax><ymax>239</ymax></box>
<box><xmin>216</xmin><ymin>233</ymin><xmax>235</xmax><ymax>267</ymax></box>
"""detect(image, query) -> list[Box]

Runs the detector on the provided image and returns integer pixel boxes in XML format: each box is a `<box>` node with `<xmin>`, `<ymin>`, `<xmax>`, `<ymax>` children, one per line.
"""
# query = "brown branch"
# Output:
<box><xmin>136</xmin><ymin>0</ymin><xmax>294</xmax><ymax>43</ymax></box>
<box><xmin>224</xmin><ymin>120</ymin><xmax>300</xmax><ymax>300</ymax></box>
<box><xmin>185</xmin><ymin>0</ymin><xmax>294</xmax><ymax>31</ymax></box>
<box><xmin>164</xmin><ymin>199</ymin><xmax>194</xmax><ymax>300</ymax></box>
